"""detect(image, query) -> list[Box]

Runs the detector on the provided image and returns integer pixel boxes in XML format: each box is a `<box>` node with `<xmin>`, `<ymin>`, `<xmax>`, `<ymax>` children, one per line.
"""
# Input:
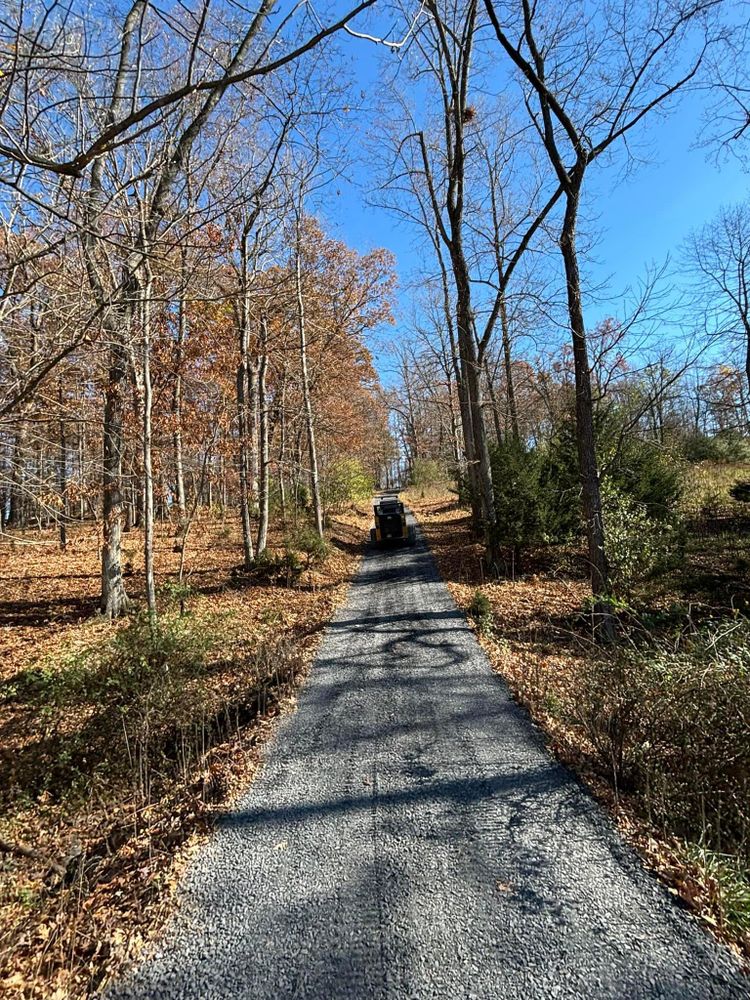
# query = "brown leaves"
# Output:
<box><xmin>410</xmin><ymin>491</ymin><xmax>750</xmax><ymax>970</ymax></box>
<box><xmin>0</xmin><ymin>513</ymin><xmax>367</xmax><ymax>998</ymax></box>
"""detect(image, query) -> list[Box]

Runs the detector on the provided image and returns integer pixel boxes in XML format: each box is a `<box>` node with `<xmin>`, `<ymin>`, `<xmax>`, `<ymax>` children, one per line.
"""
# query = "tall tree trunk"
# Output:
<box><xmin>499</xmin><ymin>296</ymin><xmax>520</xmax><ymax>441</ymax></box>
<box><xmin>463</xmin><ymin>329</ymin><xmax>497</xmax><ymax>548</ymax></box>
<box><xmin>483</xmin><ymin>358</ymin><xmax>504</xmax><ymax>444</ymax></box>
<box><xmin>256</xmin><ymin>314</ymin><xmax>270</xmax><ymax>554</ymax></box>
<box><xmin>248</xmin><ymin>362</ymin><xmax>259</xmax><ymax>501</ymax></box>
<box><xmin>236</xmin><ymin>231</ymin><xmax>255</xmax><ymax>568</ymax></box>
<box><xmin>560</xmin><ymin>194</ymin><xmax>610</xmax><ymax>602</ymax></box>
<box><xmin>58</xmin><ymin>382</ymin><xmax>67</xmax><ymax>550</ymax></box>
<box><xmin>78</xmin><ymin>420</ymin><xmax>85</xmax><ymax>521</ymax></box>
<box><xmin>455</xmin><ymin>360</ymin><xmax>480</xmax><ymax>525</ymax></box>
<box><xmin>78</xmin><ymin>420</ymin><xmax>86</xmax><ymax>521</ymax></box>
<box><xmin>237</xmin><ymin>342</ymin><xmax>255</xmax><ymax>568</ymax></box>
<box><xmin>445</xmin><ymin>365</ymin><xmax>462</xmax><ymax>466</ymax></box>
<box><xmin>278</xmin><ymin>362</ymin><xmax>288</xmax><ymax>523</ymax></box>
<box><xmin>439</xmin><ymin>253</ymin><xmax>480</xmax><ymax>526</ymax></box>
<box><xmin>141</xmin><ymin>263</ymin><xmax>157</xmax><ymax>614</ymax></box>
<box><xmin>296</xmin><ymin>229</ymin><xmax>323</xmax><ymax>537</ymax></box>
<box><xmin>173</xmin><ymin>247</ymin><xmax>188</xmax><ymax>534</ymax></box>
<box><xmin>454</xmin><ymin>253</ymin><xmax>497</xmax><ymax>554</ymax></box>
<box><xmin>101</xmin><ymin>331</ymin><xmax>130</xmax><ymax>617</ymax></box>
<box><xmin>294</xmin><ymin>427</ymin><xmax>304</xmax><ymax>526</ymax></box>
<box><xmin>7</xmin><ymin>416</ymin><xmax>27</xmax><ymax>528</ymax></box>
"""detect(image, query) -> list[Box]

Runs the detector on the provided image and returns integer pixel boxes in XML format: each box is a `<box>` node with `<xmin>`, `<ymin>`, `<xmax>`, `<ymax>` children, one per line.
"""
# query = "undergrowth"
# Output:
<box><xmin>0</xmin><ymin>606</ymin><xmax>305</xmax><ymax>996</ymax></box>
<box><xmin>413</xmin><ymin>491</ymin><xmax>750</xmax><ymax>961</ymax></box>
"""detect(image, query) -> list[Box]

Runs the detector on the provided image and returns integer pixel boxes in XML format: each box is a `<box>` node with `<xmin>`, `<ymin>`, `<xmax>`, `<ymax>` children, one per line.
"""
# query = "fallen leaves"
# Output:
<box><xmin>409</xmin><ymin>492</ymin><xmax>750</xmax><ymax>971</ymax></box>
<box><xmin>0</xmin><ymin>509</ymin><xmax>370</xmax><ymax>998</ymax></box>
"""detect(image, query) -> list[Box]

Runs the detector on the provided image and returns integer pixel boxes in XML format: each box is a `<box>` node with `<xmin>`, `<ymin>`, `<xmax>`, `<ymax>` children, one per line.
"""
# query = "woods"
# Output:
<box><xmin>0</xmin><ymin>0</ymin><xmax>395</xmax><ymax>616</ymax></box>
<box><xmin>2</xmin><ymin>0</ymin><xmax>750</xmax><ymax>993</ymax></box>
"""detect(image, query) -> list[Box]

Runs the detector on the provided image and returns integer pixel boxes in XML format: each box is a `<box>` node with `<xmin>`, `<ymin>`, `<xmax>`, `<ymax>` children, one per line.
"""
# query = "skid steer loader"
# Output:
<box><xmin>370</xmin><ymin>491</ymin><xmax>417</xmax><ymax>547</ymax></box>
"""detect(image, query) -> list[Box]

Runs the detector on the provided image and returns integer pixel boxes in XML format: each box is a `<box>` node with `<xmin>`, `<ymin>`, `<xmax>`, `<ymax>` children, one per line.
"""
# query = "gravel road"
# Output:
<box><xmin>111</xmin><ymin>522</ymin><xmax>749</xmax><ymax>999</ymax></box>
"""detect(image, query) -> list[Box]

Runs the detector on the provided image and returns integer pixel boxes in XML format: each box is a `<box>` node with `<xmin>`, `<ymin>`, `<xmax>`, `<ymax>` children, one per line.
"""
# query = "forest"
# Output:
<box><xmin>1</xmin><ymin>0</ymin><xmax>750</xmax><ymax>995</ymax></box>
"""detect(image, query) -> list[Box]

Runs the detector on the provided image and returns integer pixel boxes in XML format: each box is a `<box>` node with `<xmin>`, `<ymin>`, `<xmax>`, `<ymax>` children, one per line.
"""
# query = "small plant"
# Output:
<box><xmin>468</xmin><ymin>589</ymin><xmax>493</xmax><ymax>633</ymax></box>
<box><xmin>676</xmin><ymin>843</ymin><xmax>750</xmax><ymax>944</ymax></box>
<box><xmin>286</xmin><ymin>524</ymin><xmax>329</xmax><ymax>570</ymax></box>
<box><xmin>571</xmin><ymin>620</ymin><xmax>750</xmax><ymax>853</ymax></box>
<box><xmin>158</xmin><ymin>579</ymin><xmax>194</xmax><ymax>613</ymax></box>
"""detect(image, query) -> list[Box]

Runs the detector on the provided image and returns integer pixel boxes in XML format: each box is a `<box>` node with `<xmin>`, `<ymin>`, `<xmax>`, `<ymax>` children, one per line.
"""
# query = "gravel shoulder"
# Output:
<box><xmin>110</xmin><ymin>526</ymin><xmax>750</xmax><ymax>999</ymax></box>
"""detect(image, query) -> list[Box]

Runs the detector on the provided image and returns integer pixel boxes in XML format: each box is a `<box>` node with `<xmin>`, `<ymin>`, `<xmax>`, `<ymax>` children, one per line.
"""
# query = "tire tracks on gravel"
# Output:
<box><xmin>110</xmin><ymin>522</ymin><xmax>749</xmax><ymax>999</ymax></box>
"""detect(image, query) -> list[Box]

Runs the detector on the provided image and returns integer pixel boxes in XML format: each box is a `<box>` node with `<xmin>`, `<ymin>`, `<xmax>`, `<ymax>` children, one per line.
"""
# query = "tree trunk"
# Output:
<box><xmin>173</xmin><ymin>248</ymin><xmax>188</xmax><ymax>534</ymax></box>
<box><xmin>236</xmin><ymin>231</ymin><xmax>255</xmax><ymax>569</ymax></box>
<box><xmin>296</xmin><ymin>229</ymin><xmax>323</xmax><ymax>537</ymax></box>
<box><xmin>237</xmin><ymin>341</ymin><xmax>255</xmax><ymax>568</ymax></box>
<box><xmin>454</xmin><ymin>354</ymin><xmax>480</xmax><ymax>525</ymax></box>
<box><xmin>77</xmin><ymin>421</ymin><xmax>86</xmax><ymax>521</ymax></box>
<box><xmin>454</xmin><ymin>252</ymin><xmax>497</xmax><ymax>556</ymax></box>
<box><xmin>463</xmin><ymin>330</ymin><xmax>497</xmax><ymax>550</ymax></box>
<box><xmin>499</xmin><ymin>296</ymin><xmax>520</xmax><ymax>441</ymax></box>
<box><xmin>58</xmin><ymin>382</ymin><xmax>67</xmax><ymax>551</ymax></box>
<box><xmin>278</xmin><ymin>362</ymin><xmax>288</xmax><ymax>523</ymax></box>
<box><xmin>141</xmin><ymin>264</ymin><xmax>157</xmax><ymax>615</ymax></box>
<box><xmin>483</xmin><ymin>358</ymin><xmax>504</xmax><ymax>444</ymax></box>
<box><xmin>7</xmin><ymin>417</ymin><xmax>27</xmax><ymax>529</ymax></box>
<box><xmin>101</xmin><ymin>331</ymin><xmax>130</xmax><ymax>618</ymax></box>
<box><xmin>446</xmin><ymin>368</ymin><xmax>462</xmax><ymax>466</ymax></box>
<box><xmin>560</xmin><ymin>194</ymin><xmax>610</xmax><ymax>604</ymax></box>
<box><xmin>256</xmin><ymin>314</ymin><xmax>270</xmax><ymax>554</ymax></box>
<box><xmin>248</xmin><ymin>361</ymin><xmax>259</xmax><ymax>501</ymax></box>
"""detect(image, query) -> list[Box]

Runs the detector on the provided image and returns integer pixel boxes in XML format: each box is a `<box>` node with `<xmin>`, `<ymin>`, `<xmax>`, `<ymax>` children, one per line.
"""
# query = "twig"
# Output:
<box><xmin>0</xmin><ymin>837</ymin><xmax>67</xmax><ymax>877</ymax></box>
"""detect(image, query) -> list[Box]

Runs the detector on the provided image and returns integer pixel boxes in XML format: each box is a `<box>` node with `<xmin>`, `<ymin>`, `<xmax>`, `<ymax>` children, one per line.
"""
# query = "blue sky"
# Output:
<box><xmin>316</xmin><ymin>27</ymin><xmax>749</xmax><ymax>385</ymax></box>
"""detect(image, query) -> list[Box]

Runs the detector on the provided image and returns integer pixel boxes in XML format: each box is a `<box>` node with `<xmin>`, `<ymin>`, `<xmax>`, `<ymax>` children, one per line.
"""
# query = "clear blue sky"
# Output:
<box><xmin>317</xmin><ymin>31</ymin><xmax>749</xmax><ymax>385</ymax></box>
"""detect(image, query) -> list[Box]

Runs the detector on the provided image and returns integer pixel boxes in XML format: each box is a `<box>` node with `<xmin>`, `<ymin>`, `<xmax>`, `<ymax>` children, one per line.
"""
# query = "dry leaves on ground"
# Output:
<box><xmin>408</xmin><ymin>492</ymin><xmax>750</xmax><ymax>970</ymax></box>
<box><xmin>0</xmin><ymin>505</ymin><xmax>372</xmax><ymax>999</ymax></box>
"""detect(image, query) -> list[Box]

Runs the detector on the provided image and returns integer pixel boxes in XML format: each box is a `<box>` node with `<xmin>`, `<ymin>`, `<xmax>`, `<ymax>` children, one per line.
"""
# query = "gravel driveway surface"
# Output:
<box><xmin>110</xmin><ymin>524</ymin><xmax>749</xmax><ymax>999</ymax></box>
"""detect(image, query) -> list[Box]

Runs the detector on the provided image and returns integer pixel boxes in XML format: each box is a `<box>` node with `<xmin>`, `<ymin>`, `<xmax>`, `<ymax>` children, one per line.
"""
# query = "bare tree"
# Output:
<box><xmin>377</xmin><ymin>0</ymin><xmax>563</xmax><ymax>563</ymax></box>
<box><xmin>483</xmin><ymin>0</ymin><xmax>721</xmax><ymax>609</ymax></box>
<box><xmin>686</xmin><ymin>199</ymin><xmax>750</xmax><ymax>422</ymax></box>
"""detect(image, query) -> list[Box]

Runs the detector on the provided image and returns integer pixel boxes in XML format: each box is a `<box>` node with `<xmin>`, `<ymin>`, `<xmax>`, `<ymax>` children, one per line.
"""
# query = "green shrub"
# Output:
<box><xmin>158</xmin><ymin>579</ymin><xmax>194</xmax><ymax>612</ymax></box>
<box><xmin>285</xmin><ymin>523</ymin><xmax>329</xmax><ymax>569</ymax></box>
<box><xmin>95</xmin><ymin>612</ymin><xmax>209</xmax><ymax>719</ymax></box>
<box><xmin>490</xmin><ymin>438</ymin><xmax>546</xmax><ymax>568</ymax></box>
<box><xmin>468</xmin><ymin>590</ymin><xmax>493</xmax><ymax>633</ymax></box>
<box><xmin>604</xmin><ymin>435</ymin><xmax>683</xmax><ymax>521</ymax></box>
<box><xmin>449</xmin><ymin>464</ymin><xmax>475</xmax><ymax>510</ymax></box>
<box><xmin>4</xmin><ymin>613</ymin><xmax>208</xmax><ymax>717</ymax></box>
<box><xmin>681</xmin><ymin>431</ymin><xmax>750</xmax><ymax>465</ymax></box>
<box><xmin>410</xmin><ymin>458</ymin><xmax>445</xmax><ymax>489</ymax></box>
<box><xmin>294</xmin><ymin>483</ymin><xmax>310</xmax><ymax>511</ymax></box>
<box><xmin>322</xmin><ymin>458</ymin><xmax>373</xmax><ymax>512</ymax></box>
<box><xmin>573</xmin><ymin>621</ymin><xmax>750</xmax><ymax>859</ymax></box>
<box><xmin>600</xmin><ymin>481</ymin><xmax>679</xmax><ymax>593</ymax></box>
<box><xmin>537</xmin><ymin>420</ymin><xmax>582</xmax><ymax>542</ymax></box>
<box><xmin>680</xmin><ymin>846</ymin><xmax>750</xmax><ymax>936</ymax></box>
<box><xmin>256</xmin><ymin>547</ymin><xmax>302</xmax><ymax>581</ymax></box>
<box><xmin>2</xmin><ymin>611</ymin><xmax>306</xmax><ymax>805</ymax></box>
